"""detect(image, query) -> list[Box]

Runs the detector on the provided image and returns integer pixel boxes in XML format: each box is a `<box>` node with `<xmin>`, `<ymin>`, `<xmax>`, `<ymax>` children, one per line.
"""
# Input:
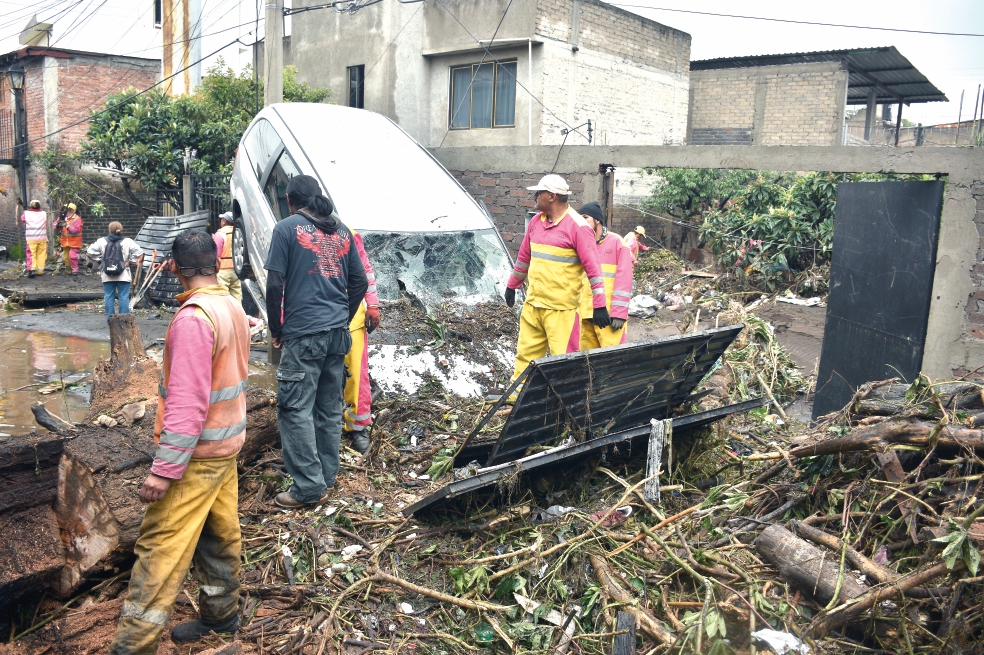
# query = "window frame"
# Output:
<box><xmin>262</xmin><ymin>150</ymin><xmax>302</xmax><ymax>222</ymax></box>
<box><xmin>448</xmin><ymin>59</ymin><xmax>517</xmax><ymax>131</ymax></box>
<box><xmin>153</xmin><ymin>0</ymin><xmax>162</xmax><ymax>28</ymax></box>
<box><xmin>347</xmin><ymin>65</ymin><xmax>365</xmax><ymax>109</ymax></box>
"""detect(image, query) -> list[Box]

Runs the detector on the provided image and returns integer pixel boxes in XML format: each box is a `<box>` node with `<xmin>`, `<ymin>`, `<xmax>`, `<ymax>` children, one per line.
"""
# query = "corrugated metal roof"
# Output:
<box><xmin>483</xmin><ymin>325</ymin><xmax>744</xmax><ymax>466</ymax></box>
<box><xmin>691</xmin><ymin>46</ymin><xmax>947</xmax><ymax>104</ymax></box>
<box><xmin>133</xmin><ymin>211</ymin><xmax>211</xmax><ymax>306</ymax></box>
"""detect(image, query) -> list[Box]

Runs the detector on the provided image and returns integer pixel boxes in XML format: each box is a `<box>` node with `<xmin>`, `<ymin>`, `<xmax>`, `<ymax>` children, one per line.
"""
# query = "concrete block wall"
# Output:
<box><xmin>444</xmin><ymin>169</ymin><xmax>587</xmax><ymax>254</ymax></box>
<box><xmin>689</xmin><ymin>62</ymin><xmax>848</xmax><ymax>146</ymax></box>
<box><xmin>968</xmin><ymin>181</ymin><xmax>984</xmax><ymax>347</ymax></box>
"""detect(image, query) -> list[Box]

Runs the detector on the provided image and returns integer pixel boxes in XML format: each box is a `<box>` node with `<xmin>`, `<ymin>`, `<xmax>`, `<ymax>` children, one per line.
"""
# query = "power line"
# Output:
<box><xmin>610</xmin><ymin>3</ymin><xmax>984</xmax><ymax>38</ymax></box>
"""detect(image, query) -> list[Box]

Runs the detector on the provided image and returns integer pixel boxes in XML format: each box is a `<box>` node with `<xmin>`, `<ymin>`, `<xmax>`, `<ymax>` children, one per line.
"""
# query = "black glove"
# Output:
<box><xmin>610</xmin><ymin>318</ymin><xmax>625</xmax><ymax>331</ymax></box>
<box><xmin>504</xmin><ymin>288</ymin><xmax>516</xmax><ymax>307</ymax></box>
<box><xmin>592</xmin><ymin>306</ymin><xmax>611</xmax><ymax>328</ymax></box>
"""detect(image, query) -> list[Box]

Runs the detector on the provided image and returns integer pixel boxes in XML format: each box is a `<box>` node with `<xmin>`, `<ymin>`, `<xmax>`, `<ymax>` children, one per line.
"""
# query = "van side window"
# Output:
<box><xmin>242</xmin><ymin>119</ymin><xmax>283</xmax><ymax>183</ymax></box>
<box><xmin>263</xmin><ymin>150</ymin><xmax>302</xmax><ymax>220</ymax></box>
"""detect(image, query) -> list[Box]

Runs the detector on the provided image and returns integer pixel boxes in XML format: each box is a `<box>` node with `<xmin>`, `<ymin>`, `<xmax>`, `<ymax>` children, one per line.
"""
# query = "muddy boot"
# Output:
<box><xmin>351</xmin><ymin>432</ymin><xmax>370</xmax><ymax>454</ymax></box>
<box><xmin>170</xmin><ymin>613</ymin><xmax>240</xmax><ymax>644</ymax></box>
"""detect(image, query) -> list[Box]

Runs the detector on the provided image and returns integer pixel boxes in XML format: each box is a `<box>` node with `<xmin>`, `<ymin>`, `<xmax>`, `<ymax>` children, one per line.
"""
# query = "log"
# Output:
<box><xmin>789</xmin><ymin>520</ymin><xmax>898</xmax><ymax>584</ymax></box>
<box><xmin>0</xmin><ymin>432</ymin><xmax>64</xmax><ymax>514</ymax></box>
<box><xmin>0</xmin><ymin>506</ymin><xmax>65</xmax><ymax>612</ymax></box>
<box><xmin>589</xmin><ymin>554</ymin><xmax>675</xmax><ymax>646</ymax></box>
<box><xmin>91</xmin><ymin>314</ymin><xmax>149</xmax><ymax>401</ymax></box>
<box><xmin>787</xmin><ymin>419</ymin><xmax>984</xmax><ymax>459</ymax></box>
<box><xmin>753</xmin><ymin>525</ymin><xmax>869</xmax><ymax>605</ymax></box>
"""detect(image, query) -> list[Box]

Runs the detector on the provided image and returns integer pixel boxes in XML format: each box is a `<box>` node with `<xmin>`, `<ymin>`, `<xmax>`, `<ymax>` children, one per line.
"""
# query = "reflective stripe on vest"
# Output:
<box><xmin>154</xmin><ymin>291</ymin><xmax>250</xmax><ymax>447</ymax></box>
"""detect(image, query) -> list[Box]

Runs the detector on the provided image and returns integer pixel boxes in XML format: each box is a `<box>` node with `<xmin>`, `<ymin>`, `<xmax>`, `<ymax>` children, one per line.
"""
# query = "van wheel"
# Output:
<box><xmin>232</xmin><ymin>219</ymin><xmax>254</xmax><ymax>280</ymax></box>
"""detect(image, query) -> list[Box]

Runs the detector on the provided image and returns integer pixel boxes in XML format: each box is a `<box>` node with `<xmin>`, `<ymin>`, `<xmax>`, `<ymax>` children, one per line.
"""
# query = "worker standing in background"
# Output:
<box><xmin>504</xmin><ymin>175</ymin><xmax>610</xmax><ymax>398</ymax></box>
<box><xmin>59</xmin><ymin>203</ymin><xmax>84</xmax><ymax>276</ymax></box>
<box><xmin>212</xmin><ymin>212</ymin><xmax>242</xmax><ymax>301</ymax></box>
<box><xmin>623</xmin><ymin>225</ymin><xmax>649</xmax><ymax>262</ymax></box>
<box><xmin>578</xmin><ymin>201</ymin><xmax>631</xmax><ymax>349</ymax></box>
<box><xmin>342</xmin><ymin>231</ymin><xmax>380</xmax><ymax>454</ymax></box>
<box><xmin>21</xmin><ymin>200</ymin><xmax>48</xmax><ymax>278</ymax></box>
<box><xmin>109</xmin><ymin>231</ymin><xmax>250</xmax><ymax>653</ymax></box>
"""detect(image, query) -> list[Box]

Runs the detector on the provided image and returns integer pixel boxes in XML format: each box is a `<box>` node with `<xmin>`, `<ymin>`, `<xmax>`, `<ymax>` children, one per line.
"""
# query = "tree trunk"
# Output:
<box><xmin>754</xmin><ymin>525</ymin><xmax>869</xmax><ymax>605</ymax></box>
<box><xmin>92</xmin><ymin>314</ymin><xmax>149</xmax><ymax>401</ymax></box>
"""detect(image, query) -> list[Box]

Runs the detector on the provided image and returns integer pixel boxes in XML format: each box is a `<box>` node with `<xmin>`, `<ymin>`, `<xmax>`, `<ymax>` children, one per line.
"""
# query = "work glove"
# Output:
<box><xmin>365</xmin><ymin>306</ymin><xmax>380</xmax><ymax>333</ymax></box>
<box><xmin>610</xmin><ymin>318</ymin><xmax>626</xmax><ymax>331</ymax></box>
<box><xmin>592</xmin><ymin>306</ymin><xmax>612</xmax><ymax>328</ymax></box>
<box><xmin>504</xmin><ymin>288</ymin><xmax>516</xmax><ymax>307</ymax></box>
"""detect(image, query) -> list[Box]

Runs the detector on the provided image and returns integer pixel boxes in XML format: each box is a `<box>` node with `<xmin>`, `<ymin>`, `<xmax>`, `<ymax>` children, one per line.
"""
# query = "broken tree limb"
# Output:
<box><xmin>92</xmin><ymin>314</ymin><xmax>148</xmax><ymax>400</ymax></box>
<box><xmin>790</xmin><ymin>520</ymin><xmax>898</xmax><ymax>584</ymax></box>
<box><xmin>754</xmin><ymin>525</ymin><xmax>869</xmax><ymax>605</ymax></box>
<box><xmin>787</xmin><ymin>420</ymin><xmax>984</xmax><ymax>458</ymax></box>
<box><xmin>589</xmin><ymin>554</ymin><xmax>675</xmax><ymax>646</ymax></box>
<box><xmin>31</xmin><ymin>403</ymin><xmax>70</xmax><ymax>433</ymax></box>
<box><xmin>808</xmin><ymin>560</ymin><xmax>959</xmax><ymax>636</ymax></box>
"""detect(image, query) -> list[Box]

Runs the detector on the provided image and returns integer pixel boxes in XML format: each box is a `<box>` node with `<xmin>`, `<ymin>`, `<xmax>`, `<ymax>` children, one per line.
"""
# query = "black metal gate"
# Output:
<box><xmin>155</xmin><ymin>189</ymin><xmax>183</xmax><ymax>217</ymax></box>
<box><xmin>191</xmin><ymin>174</ymin><xmax>231</xmax><ymax>232</ymax></box>
<box><xmin>812</xmin><ymin>180</ymin><xmax>945</xmax><ymax>419</ymax></box>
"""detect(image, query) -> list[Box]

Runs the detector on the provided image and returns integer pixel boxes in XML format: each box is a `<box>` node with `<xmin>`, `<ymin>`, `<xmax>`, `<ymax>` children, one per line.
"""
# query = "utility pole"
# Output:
<box><xmin>264</xmin><ymin>0</ymin><xmax>284</xmax><ymax>106</ymax></box>
<box><xmin>162</xmin><ymin>0</ymin><xmax>203</xmax><ymax>96</ymax></box>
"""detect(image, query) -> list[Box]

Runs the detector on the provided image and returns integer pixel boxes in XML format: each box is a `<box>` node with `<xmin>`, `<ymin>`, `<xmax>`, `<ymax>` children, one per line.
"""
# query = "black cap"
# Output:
<box><xmin>578</xmin><ymin>201</ymin><xmax>605</xmax><ymax>224</ymax></box>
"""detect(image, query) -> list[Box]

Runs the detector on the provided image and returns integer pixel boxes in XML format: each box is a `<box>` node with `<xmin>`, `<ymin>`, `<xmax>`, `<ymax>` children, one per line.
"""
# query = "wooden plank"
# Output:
<box><xmin>612</xmin><ymin>611</ymin><xmax>636</xmax><ymax>655</ymax></box>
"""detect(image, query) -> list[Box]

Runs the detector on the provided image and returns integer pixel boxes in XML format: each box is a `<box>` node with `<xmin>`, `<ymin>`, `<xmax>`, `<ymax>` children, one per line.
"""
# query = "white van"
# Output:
<box><xmin>230</xmin><ymin>103</ymin><xmax>513</xmax><ymax>315</ymax></box>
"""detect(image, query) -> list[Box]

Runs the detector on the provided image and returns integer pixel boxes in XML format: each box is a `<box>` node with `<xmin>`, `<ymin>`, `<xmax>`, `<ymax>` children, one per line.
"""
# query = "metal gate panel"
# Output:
<box><xmin>813</xmin><ymin>181</ymin><xmax>944</xmax><ymax>419</ymax></box>
<box><xmin>486</xmin><ymin>325</ymin><xmax>743</xmax><ymax>465</ymax></box>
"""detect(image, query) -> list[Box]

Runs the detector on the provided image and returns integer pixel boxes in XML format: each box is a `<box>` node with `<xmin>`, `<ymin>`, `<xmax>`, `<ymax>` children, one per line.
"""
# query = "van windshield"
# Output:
<box><xmin>360</xmin><ymin>229</ymin><xmax>511</xmax><ymax>306</ymax></box>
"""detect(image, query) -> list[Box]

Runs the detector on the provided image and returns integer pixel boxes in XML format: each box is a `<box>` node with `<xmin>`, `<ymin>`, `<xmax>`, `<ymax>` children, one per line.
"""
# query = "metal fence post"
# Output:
<box><xmin>183</xmin><ymin>175</ymin><xmax>194</xmax><ymax>215</ymax></box>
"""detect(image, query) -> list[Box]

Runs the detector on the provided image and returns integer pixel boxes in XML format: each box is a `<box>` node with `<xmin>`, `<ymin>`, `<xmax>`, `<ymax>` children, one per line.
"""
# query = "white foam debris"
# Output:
<box><xmin>368</xmin><ymin>344</ymin><xmax>512</xmax><ymax>397</ymax></box>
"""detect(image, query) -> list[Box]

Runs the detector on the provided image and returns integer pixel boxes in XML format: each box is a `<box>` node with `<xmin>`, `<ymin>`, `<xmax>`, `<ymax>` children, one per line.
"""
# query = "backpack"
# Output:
<box><xmin>103</xmin><ymin>237</ymin><xmax>126</xmax><ymax>276</ymax></box>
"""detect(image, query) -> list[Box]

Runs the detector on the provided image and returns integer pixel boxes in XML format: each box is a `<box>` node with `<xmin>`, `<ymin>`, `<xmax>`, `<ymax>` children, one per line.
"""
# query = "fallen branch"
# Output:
<box><xmin>788</xmin><ymin>420</ymin><xmax>984</xmax><ymax>458</ymax></box>
<box><xmin>790</xmin><ymin>520</ymin><xmax>898</xmax><ymax>584</ymax></box>
<box><xmin>589</xmin><ymin>554</ymin><xmax>675</xmax><ymax>646</ymax></box>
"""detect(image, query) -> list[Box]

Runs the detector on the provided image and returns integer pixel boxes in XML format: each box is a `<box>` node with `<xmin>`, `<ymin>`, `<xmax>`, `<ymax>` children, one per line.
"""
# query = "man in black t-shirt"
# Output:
<box><xmin>264</xmin><ymin>175</ymin><xmax>367</xmax><ymax>509</ymax></box>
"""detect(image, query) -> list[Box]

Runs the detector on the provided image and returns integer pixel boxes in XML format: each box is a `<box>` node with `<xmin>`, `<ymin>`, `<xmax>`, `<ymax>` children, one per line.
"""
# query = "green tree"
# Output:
<box><xmin>80</xmin><ymin>60</ymin><xmax>330</xmax><ymax>214</ymax></box>
<box><xmin>641</xmin><ymin>168</ymin><xmax>762</xmax><ymax>223</ymax></box>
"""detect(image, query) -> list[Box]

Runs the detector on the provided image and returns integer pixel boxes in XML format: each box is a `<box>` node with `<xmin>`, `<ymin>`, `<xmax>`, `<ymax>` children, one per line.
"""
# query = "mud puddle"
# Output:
<box><xmin>0</xmin><ymin>327</ymin><xmax>109</xmax><ymax>438</ymax></box>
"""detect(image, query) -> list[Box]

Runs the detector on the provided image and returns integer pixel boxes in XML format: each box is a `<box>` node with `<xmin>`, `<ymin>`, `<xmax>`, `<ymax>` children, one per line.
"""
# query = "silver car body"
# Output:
<box><xmin>230</xmin><ymin>103</ymin><xmax>513</xmax><ymax>312</ymax></box>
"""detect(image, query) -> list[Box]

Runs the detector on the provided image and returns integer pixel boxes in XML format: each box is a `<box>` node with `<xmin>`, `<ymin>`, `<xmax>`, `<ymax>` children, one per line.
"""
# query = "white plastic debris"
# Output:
<box><xmin>751</xmin><ymin>629</ymin><xmax>810</xmax><ymax>655</ymax></box>
<box><xmin>417</xmin><ymin>474</ymin><xmax>430</xmax><ymax>481</ymax></box>
<box><xmin>410</xmin><ymin>436</ymin><xmax>418</xmax><ymax>447</ymax></box>
<box><xmin>776</xmin><ymin>291</ymin><xmax>825</xmax><ymax>307</ymax></box>
<box><xmin>764</xmin><ymin>414</ymin><xmax>785</xmax><ymax>426</ymax></box>
<box><xmin>400</xmin><ymin>602</ymin><xmax>414</xmax><ymax>614</ymax></box>
<box><xmin>324</xmin><ymin>506</ymin><xmax>338</xmax><ymax>516</ymax></box>
<box><xmin>331</xmin><ymin>563</ymin><xmax>349</xmax><ymax>573</ymax></box>
<box><xmin>281</xmin><ymin>544</ymin><xmax>292</xmax><ymax>559</ymax></box>
<box><xmin>341</xmin><ymin>545</ymin><xmax>363</xmax><ymax>559</ymax></box>
<box><xmin>628</xmin><ymin>294</ymin><xmax>660</xmax><ymax>318</ymax></box>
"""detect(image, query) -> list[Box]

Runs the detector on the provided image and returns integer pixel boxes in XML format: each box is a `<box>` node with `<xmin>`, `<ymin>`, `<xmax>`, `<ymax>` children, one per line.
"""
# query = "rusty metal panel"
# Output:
<box><xmin>485</xmin><ymin>325</ymin><xmax>744</xmax><ymax>466</ymax></box>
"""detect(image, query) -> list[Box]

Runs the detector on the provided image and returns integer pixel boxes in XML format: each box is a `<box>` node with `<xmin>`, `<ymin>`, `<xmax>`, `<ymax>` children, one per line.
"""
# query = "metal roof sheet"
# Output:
<box><xmin>484</xmin><ymin>325</ymin><xmax>744</xmax><ymax>466</ymax></box>
<box><xmin>133</xmin><ymin>211</ymin><xmax>210</xmax><ymax>306</ymax></box>
<box><xmin>691</xmin><ymin>46</ymin><xmax>947</xmax><ymax>104</ymax></box>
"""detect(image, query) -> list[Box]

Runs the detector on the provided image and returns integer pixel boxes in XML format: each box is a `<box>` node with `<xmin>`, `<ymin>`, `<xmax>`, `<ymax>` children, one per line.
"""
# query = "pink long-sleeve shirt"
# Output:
<box><xmin>352</xmin><ymin>231</ymin><xmax>378</xmax><ymax>307</ymax></box>
<box><xmin>150</xmin><ymin>305</ymin><xmax>216</xmax><ymax>479</ymax></box>
<box><xmin>507</xmin><ymin>207</ymin><xmax>606</xmax><ymax>312</ymax></box>
<box><xmin>579</xmin><ymin>230</ymin><xmax>633</xmax><ymax>320</ymax></box>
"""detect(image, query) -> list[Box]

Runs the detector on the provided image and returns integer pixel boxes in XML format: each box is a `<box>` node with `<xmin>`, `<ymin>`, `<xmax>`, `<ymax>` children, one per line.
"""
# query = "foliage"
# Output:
<box><xmin>80</xmin><ymin>60</ymin><xmax>330</xmax><ymax>211</ymax></box>
<box><xmin>641</xmin><ymin>168</ymin><xmax>765</xmax><ymax>222</ymax></box>
<box><xmin>29</xmin><ymin>145</ymin><xmax>96</xmax><ymax>211</ymax></box>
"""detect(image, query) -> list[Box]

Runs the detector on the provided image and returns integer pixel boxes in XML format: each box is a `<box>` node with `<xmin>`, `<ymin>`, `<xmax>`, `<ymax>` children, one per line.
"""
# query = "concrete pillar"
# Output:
<box><xmin>183</xmin><ymin>175</ymin><xmax>194</xmax><ymax>215</ymax></box>
<box><xmin>264</xmin><ymin>0</ymin><xmax>284</xmax><ymax>106</ymax></box>
<box><xmin>863</xmin><ymin>88</ymin><xmax>876</xmax><ymax>141</ymax></box>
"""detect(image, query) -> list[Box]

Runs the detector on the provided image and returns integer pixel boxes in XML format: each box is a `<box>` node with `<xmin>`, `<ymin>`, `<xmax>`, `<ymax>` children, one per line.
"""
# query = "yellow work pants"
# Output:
<box><xmin>511</xmin><ymin>304</ymin><xmax>579</xmax><ymax>385</ymax></box>
<box><xmin>217</xmin><ymin>268</ymin><xmax>242</xmax><ymax>302</ymax></box>
<box><xmin>109</xmin><ymin>454</ymin><xmax>241</xmax><ymax>655</ymax></box>
<box><xmin>344</xmin><ymin>303</ymin><xmax>371</xmax><ymax>432</ymax></box>
<box><xmin>579</xmin><ymin>319</ymin><xmax>627</xmax><ymax>350</ymax></box>
<box><xmin>28</xmin><ymin>241</ymin><xmax>47</xmax><ymax>273</ymax></box>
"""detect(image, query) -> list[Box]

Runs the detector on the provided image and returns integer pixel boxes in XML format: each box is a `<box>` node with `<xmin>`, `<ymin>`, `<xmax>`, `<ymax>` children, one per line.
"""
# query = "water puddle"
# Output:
<box><xmin>0</xmin><ymin>327</ymin><xmax>109</xmax><ymax>439</ymax></box>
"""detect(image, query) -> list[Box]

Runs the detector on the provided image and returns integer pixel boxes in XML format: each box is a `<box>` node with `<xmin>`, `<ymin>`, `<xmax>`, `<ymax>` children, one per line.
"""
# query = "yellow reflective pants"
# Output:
<box><xmin>511</xmin><ymin>304</ymin><xmax>580</xmax><ymax>386</ymax></box>
<box><xmin>28</xmin><ymin>240</ymin><xmax>47</xmax><ymax>273</ymax></box>
<box><xmin>579</xmin><ymin>319</ymin><xmax>627</xmax><ymax>350</ymax></box>
<box><xmin>344</xmin><ymin>302</ymin><xmax>371</xmax><ymax>432</ymax></box>
<box><xmin>217</xmin><ymin>269</ymin><xmax>242</xmax><ymax>302</ymax></box>
<box><xmin>109</xmin><ymin>454</ymin><xmax>241</xmax><ymax>655</ymax></box>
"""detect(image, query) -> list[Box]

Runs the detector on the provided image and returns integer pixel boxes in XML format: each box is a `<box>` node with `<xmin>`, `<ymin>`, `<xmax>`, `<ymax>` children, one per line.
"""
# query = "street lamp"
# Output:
<box><xmin>6</xmin><ymin>63</ymin><xmax>28</xmax><ymax>233</ymax></box>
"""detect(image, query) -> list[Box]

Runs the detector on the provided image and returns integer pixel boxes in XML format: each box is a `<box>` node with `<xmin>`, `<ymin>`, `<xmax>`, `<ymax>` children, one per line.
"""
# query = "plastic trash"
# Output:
<box><xmin>751</xmin><ymin>629</ymin><xmax>810</xmax><ymax>655</ymax></box>
<box><xmin>588</xmin><ymin>505</ymin><xmax>633</xmax><ymax>528</ymax></box>
<box><xmin>531</xmin><ymin>505</ymin><xmax>576</xmax><ymax>523</ymax></box>
<box><xmin>474</xmin><ymin>621</ymin><xmax>495</xmax><ymax>645</ymax></box>
<box><xmin>628</xmin><ymin>294</ymin><xmax>660</xmax><ymax>318</ymax></box>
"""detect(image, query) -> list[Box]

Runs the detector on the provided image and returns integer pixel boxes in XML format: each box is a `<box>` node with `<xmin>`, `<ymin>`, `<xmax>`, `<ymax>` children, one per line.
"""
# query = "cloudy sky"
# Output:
<box><xmin>0</xmin><ymin>0</ymin><xmax>981</xmax><ymax>125</ymax></box>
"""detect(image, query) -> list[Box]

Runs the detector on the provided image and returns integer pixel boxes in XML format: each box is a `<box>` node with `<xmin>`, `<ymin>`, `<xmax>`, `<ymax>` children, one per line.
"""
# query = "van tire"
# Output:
<box><xmin>232</xmin><ymin>218</ymin><xmax>255</xmax><ymax>281</ymax></box>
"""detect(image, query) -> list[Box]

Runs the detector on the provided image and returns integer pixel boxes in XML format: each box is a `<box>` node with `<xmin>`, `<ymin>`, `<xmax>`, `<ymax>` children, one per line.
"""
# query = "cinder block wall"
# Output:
<box><xmin>969</xmin><ymin>182</ymin><xmax>984</xmax><ymax>343</ymax></box>
<box><xmin>689</xmin><ymin>62</ymin><xmax>849</xmax><ymax>146</ymax></box>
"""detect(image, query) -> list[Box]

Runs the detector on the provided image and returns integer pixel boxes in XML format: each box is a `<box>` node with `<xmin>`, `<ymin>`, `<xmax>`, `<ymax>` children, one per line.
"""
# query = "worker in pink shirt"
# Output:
<box><xmin>109</xmin><ymin>231</ymin><xmax>250</xmax><ymax>653</ymax></box>
<box><xmin>623</xmin><ymin>225</ymin><xmax>650</xmax><ymax>263</ymax></box>
<box><xmin>504</xmin><ymin>175</ymin><xmax>609</xmax><ymax>398</ymax></box>
<box><xmin>577</xmin><ymin>202</ymin><xmax>632</xmax><ymax>349</ymax></box>
<box><xmin>343</xmin><ymin>230</ymin><xmax>380</xmax><ymax>454</ymax></box>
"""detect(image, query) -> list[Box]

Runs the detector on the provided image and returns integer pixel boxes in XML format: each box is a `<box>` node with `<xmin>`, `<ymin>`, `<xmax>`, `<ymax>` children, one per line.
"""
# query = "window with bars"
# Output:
<box><xmin>348</xmin><ymin>65</ymin><xmax>365</xmax><ymax>109</ymax></box>
<box><xmin>449</xmin><ymin>60</ymin><xmax>517</xmax><ymax>130</ymax></box>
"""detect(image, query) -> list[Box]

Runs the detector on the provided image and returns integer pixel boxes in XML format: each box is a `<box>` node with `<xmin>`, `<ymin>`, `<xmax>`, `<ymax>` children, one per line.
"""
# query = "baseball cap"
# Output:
<box><xmin>635</xmin><ymin>225</ymin><xmax>646</xmax><ymax>236</ymax></box>
<box><xmin>526</xmin><ymin>174</ymin><xmax>571</xmax><ymax>195</ymax></box>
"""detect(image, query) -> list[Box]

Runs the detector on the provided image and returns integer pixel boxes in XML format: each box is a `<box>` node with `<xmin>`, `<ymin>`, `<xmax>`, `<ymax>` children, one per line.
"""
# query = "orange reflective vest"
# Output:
<box><xmin>217</xmin><ymin>225</ymin><xmax>235</xmax><ymax>270</ymax></box>
<box><xmin>60</xmin><ymin>214</ymin><xmax>83</xmax><ymax>249</ymax></box>
<box><xmin>154</xmin><ymin>288</ymin><xmax>250</xmax><ymax>461</ymax></box>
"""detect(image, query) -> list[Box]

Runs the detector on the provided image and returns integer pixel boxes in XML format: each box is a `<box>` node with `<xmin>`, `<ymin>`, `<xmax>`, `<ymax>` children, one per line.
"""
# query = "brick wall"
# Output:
<box><xmin>689</xmin><ymin>62</ymin><xmax>848</xmax><ymax>146</ymax></box>
<box><xmin>535</xmin><ymin>0</ymin><xmax>690</xmax><ymax>146</ymax></box>
<box><xmin>445</xmin><ymin>169</ymin><xmax>587</xmax><ymax>254</ymax></box>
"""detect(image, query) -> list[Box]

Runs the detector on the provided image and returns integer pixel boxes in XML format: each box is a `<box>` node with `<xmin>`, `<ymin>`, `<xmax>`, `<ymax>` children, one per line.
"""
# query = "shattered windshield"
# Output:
<box><xmin>360</xmin><ymin>229</ymin><xmax>511</xmax><ymax>307</ymax></box>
